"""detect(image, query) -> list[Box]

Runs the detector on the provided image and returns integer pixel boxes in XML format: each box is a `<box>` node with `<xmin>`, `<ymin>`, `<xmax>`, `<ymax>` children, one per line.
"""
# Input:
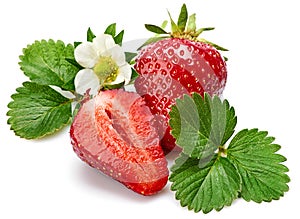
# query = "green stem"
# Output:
<box><xmin>218</xmin><ymin>145</ymin><xmax>227</xmax><ymax>157</ymax></box>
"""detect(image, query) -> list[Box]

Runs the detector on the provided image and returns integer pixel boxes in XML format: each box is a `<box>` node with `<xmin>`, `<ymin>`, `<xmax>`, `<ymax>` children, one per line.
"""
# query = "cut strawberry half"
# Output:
<box><xmin>70</xmin><ymin>89</ymin><xmax>169</xmax><ymax>196</ymax></box>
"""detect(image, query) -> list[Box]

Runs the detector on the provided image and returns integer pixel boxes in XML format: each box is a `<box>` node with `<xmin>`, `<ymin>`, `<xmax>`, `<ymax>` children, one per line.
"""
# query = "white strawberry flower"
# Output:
<box><xmin>74</xmin><ymin>34</ymin><xmax>132</xmax><ymax>96</ymax></box>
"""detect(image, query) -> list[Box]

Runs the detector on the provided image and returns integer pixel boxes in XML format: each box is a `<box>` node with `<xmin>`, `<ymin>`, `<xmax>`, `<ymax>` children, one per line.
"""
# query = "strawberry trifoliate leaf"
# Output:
<box><xmin>169</xmin><ymin>93</ymin><xmax>237</xmax><ymax>160</ymax></box>
<box><xmin>170</xmin><ymin>153</ymin><xmax>241</xmax><ymax>213</ymax></box>
<box><xmin>7</xmin><ymin>82</ymin><xmax>72</xmax><ymax>139</ymax></box>
<box><xmin>227</xmin><ymin>129</ymin><xmax>290</xmax><ymax>203</ymax></box>
<box><xmin>169</xmin><ymin>93</ymin><xmax>289</xmax><ymax>213</ymax></box>
<box><xmin>19</xmin><ymin>40</ymin><xmax>80</xmax><ymax>91</ymax></box>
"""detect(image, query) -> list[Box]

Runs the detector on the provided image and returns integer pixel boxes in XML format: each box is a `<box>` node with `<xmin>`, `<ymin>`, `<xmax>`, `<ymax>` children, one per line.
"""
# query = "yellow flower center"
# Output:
<box><xmin>93</xmin><ymin>56</ymin><xmax>119</xmax><ymax>85</ymax></box>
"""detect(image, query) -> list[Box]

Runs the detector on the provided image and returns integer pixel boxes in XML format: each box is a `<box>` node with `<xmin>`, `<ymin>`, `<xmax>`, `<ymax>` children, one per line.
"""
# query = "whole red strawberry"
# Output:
<box><xmin>134</xmin><ymin>4</ymin><xmax>228</xmax><ymax>153</ymax></box>
<box><xmin>70</xmin><ymin>89</ymin><xmax>169</xmax><ymax>195</ymax></box>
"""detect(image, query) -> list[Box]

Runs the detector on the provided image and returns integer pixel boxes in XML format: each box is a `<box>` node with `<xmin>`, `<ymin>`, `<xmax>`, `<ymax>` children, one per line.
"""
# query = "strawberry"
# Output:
<box><xmin>134</xmin><ymin>4</ymin><xmax>228</xmax><ymax>153</ymax></box>
<box><xmin>70</xmin><ymin>89</ymin><xmax>169</xmax><ymax>196</ymax></box>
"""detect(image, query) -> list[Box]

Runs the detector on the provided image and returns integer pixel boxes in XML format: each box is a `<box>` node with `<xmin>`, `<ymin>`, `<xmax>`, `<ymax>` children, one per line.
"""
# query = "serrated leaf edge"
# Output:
<box><xmin>7</xmin><ymin>82</ymin><xmax>73</xmax><ymax>139</ymax></box>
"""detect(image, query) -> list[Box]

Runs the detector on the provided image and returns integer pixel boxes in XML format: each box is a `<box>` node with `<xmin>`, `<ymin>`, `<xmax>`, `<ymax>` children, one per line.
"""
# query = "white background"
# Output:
<box><xmin>1</xmin><ymin>0</ymin><xmax>299</xmax><ymax>218</ymax></box>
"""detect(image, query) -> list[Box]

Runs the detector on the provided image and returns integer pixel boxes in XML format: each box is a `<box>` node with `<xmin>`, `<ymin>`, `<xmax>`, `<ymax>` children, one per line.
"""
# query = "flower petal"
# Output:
<box><xmin>93</xmin><ymin>34</ymin><xmax>116</xmax><ymax>54</ymax></box>
<box><xmin>74</xmin><ymin>69</ymin><xmax>100</xmax><ymax>96</ymax></box>
<box><xmin>49</xmin><ymin>85</ymin><xmax>76</xmax><ymax>99</ymax></box>
<box><xmin>110</xmin><ymin>64</ymin><xmax>132</xmax><ymax>85</ymax></box>
<box><xmin>120</xmin><ymin>64</ymin><xmax>132</xmax><ymax>85</ymax></box>
<box><xmin>109</xmin><ymin>45</ymin><xmax>126</xmax><ymax>66</ymax></box>
<box><xmin>74</xmin><ymin>42</ymin><xmax>98</xmax><ymax>68</ymax></box>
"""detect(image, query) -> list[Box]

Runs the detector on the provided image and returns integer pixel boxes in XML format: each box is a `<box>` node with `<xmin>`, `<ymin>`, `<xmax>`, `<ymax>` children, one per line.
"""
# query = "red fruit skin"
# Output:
<box><xmin>70</xmin><ymin>89</ymin><xmax>169</xmax><ymax>196</ymax></box>
<box><xmin>134</xmin><ymin>38</ymin><xmax>227</xmax><ymax>153</ymax></box>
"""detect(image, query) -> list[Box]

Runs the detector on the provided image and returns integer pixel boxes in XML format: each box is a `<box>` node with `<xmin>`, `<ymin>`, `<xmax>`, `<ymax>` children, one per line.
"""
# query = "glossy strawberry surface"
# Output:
<box><xmin>70</xmin><ymin>89</ymin><xmax>169</xmax><ymax>195</ymax></box>
<box><xmin>134</xmin><ymin>38</ymin><xmax>227</xmax><ymax>153</ymax></box>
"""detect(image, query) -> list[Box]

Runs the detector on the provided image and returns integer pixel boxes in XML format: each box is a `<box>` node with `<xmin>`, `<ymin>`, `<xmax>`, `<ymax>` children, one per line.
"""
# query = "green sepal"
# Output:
<box><xmin>104</xmin><ymin>23</ymin><xmax>116</xmax><ymax>36</ymax></box>
<box><xmin>145</xmin><ymin>24</ymin><xmax>169</xmax><ymax>34</ymax></box>
<box><xmin>161</xmin><ymin>20</ymin><xmax>168</xmax><ymax>29</ymax></box>
<box><xmin>128</xmin><ymin>68</ymin><xmax>139</xmax><ymax>84</ymax></box>
<box><xmin>65</xmin><ymin>58</ymin><xmax>84</xmax><ymax>70</ymax></box>
<box><xmin>168</xmin><ymin>10</ymin><xmax>180</xmax><ymax>33</ymax></box>
<box><xmin>177</xmin><ymin>3</ymin><xmax>188</xmax><ymax>32</ymax></box>
<box><xmin>142</xmin><ymin>4</ymin><xmax>229</xmax><ymax>55</ymax></box>
<box><xmin>114</xmin><ymin>30</ymin><xmax>124</xmax><ymax>45</ymax></box>
<box><xmin>104</xmin><ymin>23</ymin><xmax>124</xmax><ymax>45</ymax></box>
<box><xmin>141</xmin><ymin>23</ymin><xmax>170</xmax><ymax>49</ymax></box>
<box><xmin>198</xmin><ymin>38</ymin><xmax>229</xmax><ymax>51</ymax></box>
<box><xmin>137</xmin><ymin>36</ymin><xmax>169</xmax><ymax>50</ymax></box>
<box><xmin>125</xmin><ymin>52</ymin><xmax>137</xmax><ymax>63</ymax></box>
<box><xmin>196</xmin><ymin>27</ymin><xmax>215</xmax><ymax>35</ymax></box>
<box><xmin>74</xmin><ymin>41</ymin><xmax>81</xmax><ymax>48</ymax></box>
<box><xmin>87</xmin><ymin>27</ymin><xmax>96</xmax><ymax>42</ymax></box>
<box><xmin>7</xmin><ymin>82</ymin><xmax>72</xmax><ymax>139</ymax></box>
<box><xmin>187</xmin><ymin>13</ymin><xmax>196</xmax><ymax>32</ymax></box>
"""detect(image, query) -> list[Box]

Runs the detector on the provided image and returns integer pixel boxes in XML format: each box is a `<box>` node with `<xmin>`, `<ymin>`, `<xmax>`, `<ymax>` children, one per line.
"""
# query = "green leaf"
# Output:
<box><xmin>87</xmin><ymin>27</ymin><xmax>96</xmax><ymax>42</ymax></box>
<box><xmin>19</xmin><ymin>39</ymin><xmax>80</xmax><ymax>91</ymax></box>
<box><xmin>227</xmin><ymin>129</ymin><xmax>290</xmax><ymax>203</ymax></box>
<box><xmin>169</xmin><ymin>91</ymin><xmax>289</xmax><ymax>213</ymax></box>
<box><xmin>104</xmin><ymin>23</ymin><xmax>116</xmax><ymax>36</ymax></box>
<box><xmin>7</xmin><ymin>82</ymin><xmax>72</xmax><ymax>139</ymax></box>
<box><xmin>177</xmin><ymin>4</ymin><xmax>188</xmax><ymax>32</ymax></box>
<box><xmin>170</xmin><ymin>153</ymin><xmax>241</xmax><ymax>213</ymax></box>
<box><xmin>145</xmin><ymin>24</ymin><xmax>169</xmax><ymax>34</ymax></box>
<box><xmin>169</xmin><ymin>93</ymin><xmax>237</xmax><ymax>160</ymax></box>
<box><xmin>114</xmin><ymin>30</ymin><xmax>124</xmax><ymax>45</ymax></box>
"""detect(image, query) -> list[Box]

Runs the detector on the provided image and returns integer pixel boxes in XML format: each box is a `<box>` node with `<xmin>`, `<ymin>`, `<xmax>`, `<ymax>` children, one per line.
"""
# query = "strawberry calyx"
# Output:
<box><xmin>143</xmin><ymin>4</ymin><xmax>228</xmax><ymax>52</ymax></box>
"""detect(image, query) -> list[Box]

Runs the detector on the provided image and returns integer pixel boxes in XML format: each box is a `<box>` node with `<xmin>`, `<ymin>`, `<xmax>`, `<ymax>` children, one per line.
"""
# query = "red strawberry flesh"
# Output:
<box><xmin>70</xmin><ymin>89</ymin><xmax>169</xmax><ymax>196</ymax></box>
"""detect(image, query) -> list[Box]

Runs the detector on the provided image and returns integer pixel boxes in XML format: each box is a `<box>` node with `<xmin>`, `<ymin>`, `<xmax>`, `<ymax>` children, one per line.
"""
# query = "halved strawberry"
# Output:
<box><xmin>134</xmin><ymin>4</ymin><xmax>228</xmax><ymax>153</ymax></box>
<box><xmin>70</xmin><ymin>89</ymin><xmax>169</xmax><ymax>196</ymax></box>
